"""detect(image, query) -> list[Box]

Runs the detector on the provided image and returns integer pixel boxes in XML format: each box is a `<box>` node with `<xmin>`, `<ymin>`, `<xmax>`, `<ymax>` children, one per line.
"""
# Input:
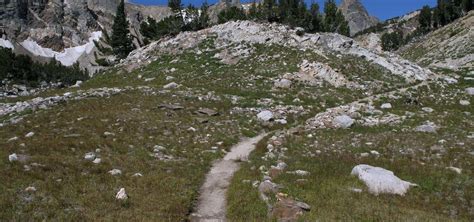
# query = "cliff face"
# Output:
<box><xmin>339</xmin><ymin>0</ymin><xmax>378</xmax><ymax>36</ymax></box>
<box><xmin>0</xmin><ymin>0</ymin><xmax>171</xmax><ymax>49</ymax></box>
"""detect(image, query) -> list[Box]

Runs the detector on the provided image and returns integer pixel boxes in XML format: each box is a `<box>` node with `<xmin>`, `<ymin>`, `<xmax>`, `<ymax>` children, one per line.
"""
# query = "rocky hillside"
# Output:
<box><xmin>400</xmin><ymin>11</ymin><xmax>474</xmax><ymax>71</ymax></box>
<box><xmin>0</xmin><ymin>0</ymin><xmax>171</xmax><ymax>72</ymax></box>
<box><xmin>339</xmin><ymin>0</ymin><xmax>379</xmax><ymax>36</ymax></box>
<box><xmin>3</xmin><ymin>18</ymin><xmax>471</xmax><ymax>221</ymax></box>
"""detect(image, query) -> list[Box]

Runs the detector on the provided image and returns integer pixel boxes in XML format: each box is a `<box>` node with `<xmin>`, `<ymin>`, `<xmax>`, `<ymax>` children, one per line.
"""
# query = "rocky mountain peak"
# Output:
<box><xmin>339</xmin><ymin>0</ymin><xmax>379</xmax><ymax>36</ymax></box>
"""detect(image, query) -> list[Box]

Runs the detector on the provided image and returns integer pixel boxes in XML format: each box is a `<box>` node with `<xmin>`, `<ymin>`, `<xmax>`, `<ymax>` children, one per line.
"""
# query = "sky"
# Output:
<box><xmin>130</xmin><ymin>0</ymin><xmax>437</xmax><ymax>21</ymax></box>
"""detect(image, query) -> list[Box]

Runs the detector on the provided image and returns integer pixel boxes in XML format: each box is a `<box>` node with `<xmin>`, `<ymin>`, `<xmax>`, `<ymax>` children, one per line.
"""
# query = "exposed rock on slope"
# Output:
<box><xmin>0</xmin><ymin>0</ymin><xmax>171</xmax><ymax>73</ymax></box>
<box><xmin>400</xmin><ymin>11</ymin><xmax>474</xmax><ymax>70</ymax></box>
<box><xmin>124</xmin><ymin>21</ymin><xmax>434</xmax><ymax>83</ymax></box>
<box><xmin>339</xmin><ymin>0</ymin><xmax>379</xmax><ymax>36</ymax></box>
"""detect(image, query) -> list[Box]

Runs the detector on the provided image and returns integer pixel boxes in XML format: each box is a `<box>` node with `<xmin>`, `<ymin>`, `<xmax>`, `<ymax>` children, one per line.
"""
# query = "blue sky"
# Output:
<box><xmin>130</xmin><ymin>0</ymin><xmax>437</xmax><ymax>21</ymax></box>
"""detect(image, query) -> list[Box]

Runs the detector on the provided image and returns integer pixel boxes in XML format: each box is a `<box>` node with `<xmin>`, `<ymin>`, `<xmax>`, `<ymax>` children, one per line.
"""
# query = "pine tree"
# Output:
<box><xmin>111</xmin><ymin>0</ymin><xmax>134</xmax><ymax>59</ymax></box>
<box><xmin>248</xmin><ymin>1</ymin><xmax>259</xmax><ymax>20</ymax></box>
<box><xmin>323</xmin><ymin>0</ymin><xmax>350</xmax><ymax>36</ymax></box>
<box><xmin>419</xmin><ymin>5</ymin><xmax>432</xmax><ymax>33</ymax></box>
<box><xmin>462</xmin><ymin>0</ymin><xmax>473</xmax><ymax>12</ymax></box>
<box><xmin>309</xmin><ymin>2</ymin><xmax>322</xmax><ymax>33</ymax></box>
<box><xmin>168</xmin><ymin>0</ymin><xmax>182</xmax><ymax>12</ymax></box>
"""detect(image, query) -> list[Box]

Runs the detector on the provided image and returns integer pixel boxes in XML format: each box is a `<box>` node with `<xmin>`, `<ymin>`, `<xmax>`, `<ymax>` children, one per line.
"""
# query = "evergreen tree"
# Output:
<box><xmin>111</xmin><ymin>0</ymin><xmax>134</xmax><ymax>59</ymax></box>
<box><xmin>308</xmin><ymin>2</ymin><xmax>322</xmax><ymax>33</ymax></box>
<box><xmin>462</xmin><ymin>0</ymin><xmax>473</xmax><ymax>12</ymax></box>
<box><xmin>168</xmin><ymin>0</ymin><xmax>182</xmax><ymax>12</ymax></box>
<box><xmin>218</xmin><ymin>6</ymin><xmax>246</xmax><ymax>24</ymax></box>
<box><xmin>323</xmin><ymin>0</ymin><xmax>350</xmax><ymax>36</ymax></box>
<box><xmin>419</xmin><ymin>5</ymin><xmax>432</xmax><ymax>33</ymax></box>
<box><xmin>248</xmin><ymin>1</ymin><xmax>259</xmax><ymax>20</ymax></box>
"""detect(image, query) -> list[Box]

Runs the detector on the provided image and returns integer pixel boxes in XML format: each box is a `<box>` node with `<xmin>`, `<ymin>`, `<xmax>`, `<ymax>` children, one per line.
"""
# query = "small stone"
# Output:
<box><xmin>333</xmin><ymin>115</ymin><xmax>354</xmax><ymax>129</ymax></box>
<box><xmin>92</xmin><ymin>158</ymin><xmax>101</xmax><ymax>164</ymax></box>
<box><xmin>289</xmin><ymin>170</ymin><xmax>310</xmax><ymax>176</ymax></box>
<box><xmin>163</xmin><ymin>82</ymin><xmax>178</xmax><ymax>89</ymax></box>
<box><xmin>380</xmin><ymin>103</ymin><xmax>392</xmax><ymax>109</ymax></box>
<box><xmin>257</xmin><ymin>110</ymin><xmax>273</xmax><ymax>122</ymax></box>
<box><xmin>258</xmin><ymin>180</ymin><xmax>279</xmax><ymax>194</ymax></box>
<box><xmin>415</xmin><ymin>121</ymin><xmax>438</xmax><ymax>133</ymax></box>
<box><xmin>459</xmin><ymin>100</ymin><xmax>470</xmax><ymax>106</ymax></box>
<box><xmin>104</xmin><ymin>132</ymin><xmax>115</xmax><ymax>136</ymax></box>
<box><xmin>360</xmin><ymin>152</ymin><xmax>369</xmax><ymax>157</ymax></box>
<box><xmin>115</xmin><ymin>188</ymin><xmax>128</xmax><ymax>200</ymax></box>
<box><xmin>370</xmin><ymin>150</ymin><xmax>380</xmax><ymax>155</ymax></box>
<box><xmin>446</xmin><ymin>167</ymin><xmax>462</xmax><ymax>174</ymax></box>
<box><xmin>84</xmin><ymin>152</ymin><xmax>96</xmax><ymax>161</ymax></box>
<box><xmin>166</xmin><ymin>76</ymin><xmax>175</xmax><ymax>81</ymax></box>
<box><xmin>25</xmin><ymin>186</ymin><xmax>37</xmax><ymax>192</ymax></box>
<box><xmin>133</xmin><ymin>173</ymin><xmax>143</xmax><ymax>177</ymax></box>
<box><xmin>274</xmin><ymin>79</ymin><xmax>292</xmax><ymax>88</ymax></box>
<box><xmin>465</xmin><ymin>87</ymin><xmax>474</xmax><ymax>95</ymax></box>
<box><xmin>25</xmin><ymin>132</ymin><xmax>35</xmax><ymax>138</ymax></box>
<box><xmin>421</xmin><ymin>107</ymin><xmax>434</xmax><ymax>113</ymax></box>
<box><xmin>8</xmin><ymin>153</ymin><xmax>18</xmax><ymax>162</ymax></box>
<box><xmin>7</xmin><ymin>137</ymin><xmax>18</xmax><ymax>142</ymax></box>
<box><xmin>108</xmin><ymin>169</ymin><xmax>122</xmax><ymax>176</ymax></box>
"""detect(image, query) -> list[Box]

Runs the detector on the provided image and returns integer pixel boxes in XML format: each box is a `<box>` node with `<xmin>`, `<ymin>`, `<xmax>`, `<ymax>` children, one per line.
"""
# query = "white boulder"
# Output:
<box><xmin>257</xmin><ymin>110</ymin><xmax>273</xmax><ymax>122</ymax></box>
<box><xmin>380</xmin><ymin>103</ymin><xmax>392</xmax><ymax>109</ymax></box>
<box><xmin>115</xmin><ymin>188</ymin><xmax>128</xmax><ymax>200</ymax></box>
<box><xmin>332</xmin><ymin>115</ymin><xmax>354</xmax><ymax>128</ymax></box>
<box><xmin>8</xmin><ymin>153</ymin><xmax>18</xmax><ymax>162</ymax></box>
<box><xmin>274</xmin><ymin>79</ymin><xmax>292</xmax><ymax>88</ymax></box>
<box><xmin>459</xmin><ymin>100</ymin><xmax>470</xmax><ymax>106</ymax></box>
<box><xmin>84</xmin><ymin>152</ymin><xmax>96</xmax><ymax>161</ymax></box>
<box><xmin>351</xmin><ymin>164</ymin><xmax>417</xmax><ymax>196</ymax></box>
<box><xmin>163</xmin><ymin>82</ymin><xmax>178</xmax><ymax>89</ymax></box>
<box><xmin>108</xmin><ymin>169</ymin><xmax>122</xmax><ymax>176</ymax></box>
<box><xmin>25</xmin><ymin>132</ymin><xmax>35</xmax><ymax>138</ymax></box>
<box><xmin>466</xmin><ymin>87</ymin><xmax>474</xmax><ymax>95</ymax></box>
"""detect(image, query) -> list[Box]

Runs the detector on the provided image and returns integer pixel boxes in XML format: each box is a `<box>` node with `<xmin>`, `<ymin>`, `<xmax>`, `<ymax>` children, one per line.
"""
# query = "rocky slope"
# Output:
<box><xmin>0</xmin><ymin>0</ymin><xmax>171</xmax><ymax>73</ymax></box>
<box><xmin>400</xmin><ymin>11</ymin><xmax>474</xmax><ymax>71</ymax></box>
<box><xmin>0</xmin><ymin>17</ymin><xmax>472</xmax><ymax>221</ymax></box>
<box><xmin>339</xmin><ymin>0</ymin><xmax>379</xmax><ymax>36</ymax></box>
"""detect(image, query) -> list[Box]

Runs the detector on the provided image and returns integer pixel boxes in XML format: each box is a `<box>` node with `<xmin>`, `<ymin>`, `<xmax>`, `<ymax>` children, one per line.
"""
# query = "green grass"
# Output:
<box><xmin>228</xmin><ymin>77</ymin><xmax>473</xmax><ymax>221</ymax></box>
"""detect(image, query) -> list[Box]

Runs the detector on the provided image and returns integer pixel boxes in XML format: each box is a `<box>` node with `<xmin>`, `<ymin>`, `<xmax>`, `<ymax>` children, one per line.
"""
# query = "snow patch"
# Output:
<box><xmin>351</xmin><ymin>164</ymin><xmax>417</xmax><ymax>196</ymax></box>
<box><xmin>0</xmin><ymin>38</ymin><xmax>14</xmax><ymax>49</ymax></box>
<box><xmin>20</xmin><ymin>31</ymin><xmax>102</xmax><ymax>66</ymax></box>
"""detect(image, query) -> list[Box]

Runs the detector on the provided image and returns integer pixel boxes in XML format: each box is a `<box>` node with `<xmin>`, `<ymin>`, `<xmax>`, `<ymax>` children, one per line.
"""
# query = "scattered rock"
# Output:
<box><xmin>25</xmin><ymin>132</ymin><xmax>35</xmax><ymax>138</ymax></box>
<box><xmin>257</xmin><ymin>110</ymin><xmax>274</xmax><ymax>122</ymax></box>
<box><xmin>115</xmin><ymin>188</ymin><xmax>128</xmax><ymax>200</ymax></box>
<box><xmin>24</xmin><ymin>186</ymin><xmax>37</xmax><ymax>192</ymax></box>
<box><xmin>333</xmin><ymin>115</ymin><xmax>354</xmax><ymax>129</ymax></box>
<box><xmin>163</xmin><ymin>82</ymin><xmax>178</xmax><ymax>89</ymax></box>
<box><xmin>133</xmin><ymin>173</ymin><xmax>143</xmax><ymax>177</ymax></box>
<box><xmin>92</xmin><ymin>158</ymin><xmax>101</xmax><ymax>164</ymax></box>
<box><xmin>8</xmin><ymin>153</ymin><xmax>18</xmax><ymax>162</ymax></box>
<box><xmin>380</xmin><ymin>103</ymin><xmax>392</xmax><ymax>109</ymax></box>
<box><xmin>272</xmin><ymin>193</ymin><xmax>310</xmax><ymax>222</ymax></box>
<box><xmin>195</xmin><ymin>108</ymin><xmax>219</xmax><ymax>116</ymax></box>
<box><xmin>108</xmin><ymin>169</ymin><xmax>122</xmax><ymax>176</ymax></box>
<box><xmin>446</xmin><ymin>166</ymin><xmax>462</xmax><ymax>174</ymax></box>
<box><xmin>459</xmin><ymin>100</ymin><xmax>470</xmax><ymax>106</ymax></box>
<box><xmin>84</xmin><ymin>152</ymin><xmax>96</xmax><ymax>161</ymax></box>
<box><xmin>351</xmin><ymin>164</ymin><xmax>417</xmax><ymax>195</ymax></box>
<box><xmin>274</xmin><ymin>79</ymin><xmax>292</xmax><ymax>88</ymax></box>
<box><xmin>288</xmin><ymin>170</ymin><xmax>310</xmax><ymax>176</ymax></box>
<box><xmin>7</xmin><ymin>136</ymin><xmax>19</xmax><ymax>142</ymax></box>
<box><xmin>421</xmin><ymin>107</ymin><xmax>434</xmax><ymax>113</ymax></box>
<box><xmin>415</xmin><ymin>121</ymin><xmax>438</xmax><ymax>133</ymax></box>
<box><xmin>158</xmin><ymin>104</ymin><xmax>184</xmax><ymax>110</ymax></box>
<box><xmin>258</xmin><ymin>180</ymin><xmax>279</xmax><ymax>194</ymax></box>
<box><xmin>466</xmin><ymin>87</ymin><xmax>474</xmax><ymax>95</ymax></box>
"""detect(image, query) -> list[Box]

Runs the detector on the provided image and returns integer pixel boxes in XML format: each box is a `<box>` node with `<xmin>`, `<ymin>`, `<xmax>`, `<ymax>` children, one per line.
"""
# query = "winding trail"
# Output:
<box><xmin>191</xmin><ymin>133</ymin><xmax>267</xmax><ymax>222</ymax></box>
